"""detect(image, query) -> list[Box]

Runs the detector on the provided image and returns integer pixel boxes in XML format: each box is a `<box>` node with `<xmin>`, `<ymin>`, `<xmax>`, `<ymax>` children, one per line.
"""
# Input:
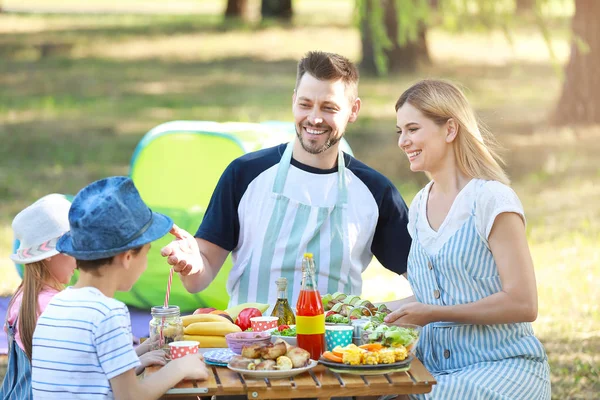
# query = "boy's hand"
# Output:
<box><xmin>135</xmin><ymin>337</ymin><xmax>157</xmax><ymax>356</ymax></box>
<box><xmin>135</xmin><ymin>350</ymin><xmax>168</xmax><ymax>375</ymax></box>
<box><xmin>174</xmin><ymin>354</ymin><xmax>210</xmax><ymax>381</ymax></box>
<box><xmin>161</xmin><ymin>224</ymin><xmax>203</xmax><ymax>276</ymax></box>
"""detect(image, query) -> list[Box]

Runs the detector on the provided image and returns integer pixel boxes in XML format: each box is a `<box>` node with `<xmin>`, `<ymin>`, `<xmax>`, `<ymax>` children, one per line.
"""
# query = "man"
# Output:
<box><xmin>162</xmin><ymin>51</ymin><xmax>411</xmax><ymax>310</ymax></box>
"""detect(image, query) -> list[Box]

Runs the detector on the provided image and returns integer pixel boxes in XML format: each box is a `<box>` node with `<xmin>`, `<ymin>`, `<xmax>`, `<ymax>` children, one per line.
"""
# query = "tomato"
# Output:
<box><xmin>278</xmin><ymin>324</ymin><xmax>290</xmax><ymax>331</ymax></box>
<box><xmin>234</xmin><ymin>307</ymin><xmax>262</xmax><ymax>331</ymax></box>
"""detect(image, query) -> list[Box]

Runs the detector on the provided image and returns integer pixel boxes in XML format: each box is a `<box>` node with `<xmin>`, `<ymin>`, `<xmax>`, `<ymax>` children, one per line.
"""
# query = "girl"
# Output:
<box><xmin>387</xmin><ymin>80</ymin><xmax>551</xmax><ymax>399</ymax></box>
<box><xmin>2</xmin><ymin>194</ymin><xmax>76</xmax><ymax>400</ymax></box>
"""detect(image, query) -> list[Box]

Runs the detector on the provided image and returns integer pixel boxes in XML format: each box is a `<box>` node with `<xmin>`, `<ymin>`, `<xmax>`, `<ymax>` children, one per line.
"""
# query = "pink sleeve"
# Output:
<box><xmin>37</xmin><ymin>288</ymin><xmax>60</xmax><ymax>316</ymax></box>
<box><xmin>6</xmin><ymin>293</ymin><xmax>22</xmax><ymax>326</ymax></box>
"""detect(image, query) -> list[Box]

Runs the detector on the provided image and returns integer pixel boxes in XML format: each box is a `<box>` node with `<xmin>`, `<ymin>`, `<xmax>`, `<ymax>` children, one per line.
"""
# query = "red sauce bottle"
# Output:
<box><xmin>295</xmin><ymin>253</ymin><xmax>326</xmax><ymax>360</ymax></box>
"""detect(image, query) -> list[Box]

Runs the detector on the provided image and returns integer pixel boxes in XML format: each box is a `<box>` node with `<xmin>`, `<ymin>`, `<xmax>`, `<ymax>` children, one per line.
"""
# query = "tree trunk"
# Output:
<box><xmin>225</xmin><ymin>0</ymin><xmax>249</xmax><ymax>19</ymax></box>
<box><xmin>261</xmin><ymin>0</ymin><xmax>293</xmax><ymax>20</ymax></box>
<box><xmin>516</xmin><ymin>0</ymin><xmax>535</xmax><ymax>14</ymax></box>
<box><xmin>360</xmin><ymin>0</ymin><xmax>430</xmax><ymax>75</ymax></box>
<box><xmin>551</xmin><ymin>0</ymin><xmax>600</xmax><ymax>126</ymax></box>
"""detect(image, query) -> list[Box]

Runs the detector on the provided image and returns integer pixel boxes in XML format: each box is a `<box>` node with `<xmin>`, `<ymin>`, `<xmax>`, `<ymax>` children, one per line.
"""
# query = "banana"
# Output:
<box><xmin>224</xmin><ymin>302</ymin><xmax>270</xmax><ymax>320</ymax></box>
<box><xmin>184</xmin><ymin>321</ymin><xmax>241</xmax><ymax>336</ymax></box>
<box><xmin>183</xmin><ymin>335</ymin><xmax>227</xmax><ymax>348</ymax></box>
<box><xmin>181</xmin><ymin>313</ymin><xmax>232</xmax><ymax>327</ymax></box>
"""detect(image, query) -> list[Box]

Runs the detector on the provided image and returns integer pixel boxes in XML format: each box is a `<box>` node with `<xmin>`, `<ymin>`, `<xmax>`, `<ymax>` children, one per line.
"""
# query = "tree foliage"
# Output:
<box><xmin>356</xmin><ymin>0</ymin><xmax>569</xmax><ymax>76</ymax></box>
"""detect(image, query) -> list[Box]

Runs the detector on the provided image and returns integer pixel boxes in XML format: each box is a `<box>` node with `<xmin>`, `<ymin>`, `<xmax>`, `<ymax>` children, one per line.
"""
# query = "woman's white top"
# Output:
<box><xmin>408</xmin><ymin>179</ymin><xmax>525</xmax><ymax>256</ymax></box>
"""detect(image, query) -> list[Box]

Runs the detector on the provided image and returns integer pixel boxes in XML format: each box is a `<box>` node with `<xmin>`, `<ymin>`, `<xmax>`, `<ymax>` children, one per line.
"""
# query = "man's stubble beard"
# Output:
<box><xmin>295</xmin><ymin>125</ymin><xmax>343</xmax><ymax>155</ymax></box>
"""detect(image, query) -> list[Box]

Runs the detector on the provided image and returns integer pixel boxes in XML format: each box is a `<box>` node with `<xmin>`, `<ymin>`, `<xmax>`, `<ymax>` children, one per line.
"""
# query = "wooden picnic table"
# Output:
<box><xmin>144</xmin><ymin>357</ymin><xmax>436</xmax><ymax>399</ymax></box>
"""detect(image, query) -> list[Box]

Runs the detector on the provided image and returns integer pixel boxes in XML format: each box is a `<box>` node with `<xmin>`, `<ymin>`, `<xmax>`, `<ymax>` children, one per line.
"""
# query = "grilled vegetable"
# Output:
<box><xmin>276</xmin><ymin>356</ymin><xmax>293</xmax><ymax>370</ymax></box>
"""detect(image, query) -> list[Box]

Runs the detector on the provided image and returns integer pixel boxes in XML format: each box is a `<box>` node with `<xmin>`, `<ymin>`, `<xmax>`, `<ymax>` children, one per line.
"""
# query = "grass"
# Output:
<box><xmin>0</xmin><ymin>3</ymin><xmax>598</xmax><ymax>398</ymax></box>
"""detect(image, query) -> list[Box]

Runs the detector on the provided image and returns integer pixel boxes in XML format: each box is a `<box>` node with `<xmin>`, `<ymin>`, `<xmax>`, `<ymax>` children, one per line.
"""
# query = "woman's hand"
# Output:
<box><xmin>135</xmin><ymin>349</ymin><xmax>168</xmax><ymax>375</ymax></box>
<box><xmin>384</xmin><ymin>301</ymin><xmax>434</xmax><ymax>326</ymax></box>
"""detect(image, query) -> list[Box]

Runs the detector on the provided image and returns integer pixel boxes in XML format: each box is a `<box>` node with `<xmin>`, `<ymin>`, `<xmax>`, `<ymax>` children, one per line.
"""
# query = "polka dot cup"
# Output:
<box><xmin>250</xmin><ymin>316</ymin><xmax>279</xmax><ymax>332</ymax></box>
<box><xmin>325</xmin><ymin>325</ymin><xmax>354</xmax><ymax>351</ymax></box>
<box><xmin>169</xmin><ymin>340</ymin><xmax>199</xmax><ymax>359</ymax></box>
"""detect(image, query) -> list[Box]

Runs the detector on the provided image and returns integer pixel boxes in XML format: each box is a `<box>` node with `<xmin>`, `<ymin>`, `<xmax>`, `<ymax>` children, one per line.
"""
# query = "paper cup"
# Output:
<box><xmin>325</xmin><ymin>325</ymin><xmax>354</xmax><ymax>351</ymax></box>
<box><xmin>250</xmin><ymin>316</ymin><xmax>279</xmax><ymax>332</ymax></box>
<box><xmin>169</xmin><ymin>340</ymin><xmax>199</xmax><ymax>359</ymax></box>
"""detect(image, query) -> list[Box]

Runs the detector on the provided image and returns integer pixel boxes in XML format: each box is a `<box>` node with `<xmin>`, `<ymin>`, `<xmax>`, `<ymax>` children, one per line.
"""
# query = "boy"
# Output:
<box><xmin>31</xmin><ymin>176</ymin><xmax>208</xmax><ymax>399</ymax></box>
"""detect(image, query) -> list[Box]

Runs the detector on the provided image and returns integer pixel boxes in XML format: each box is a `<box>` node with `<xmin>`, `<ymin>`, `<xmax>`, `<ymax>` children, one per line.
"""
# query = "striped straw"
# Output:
<box><xmin>164</xmin><ymin>267</ymin><xmax>174</xmax><ymax>307</ymax></box>
<box><xmin>159</xmin><ymin>267</ymin><xmax>175</xmax><ymax>347</ymax></box>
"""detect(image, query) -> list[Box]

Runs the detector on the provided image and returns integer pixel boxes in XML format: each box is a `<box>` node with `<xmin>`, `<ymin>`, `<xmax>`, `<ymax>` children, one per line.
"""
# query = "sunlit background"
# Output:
<box><xmin>0</xmin><ymin>1</ymin><xmax>598</xmax><ymax>397</ymax></box>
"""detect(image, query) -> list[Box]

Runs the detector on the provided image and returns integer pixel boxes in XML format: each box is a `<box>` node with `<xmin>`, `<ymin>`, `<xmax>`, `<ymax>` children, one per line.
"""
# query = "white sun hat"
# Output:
<box><xmin>10</xmin><ymin>194</ymin><xmax>71</xmax><ymax>264</ymax></box>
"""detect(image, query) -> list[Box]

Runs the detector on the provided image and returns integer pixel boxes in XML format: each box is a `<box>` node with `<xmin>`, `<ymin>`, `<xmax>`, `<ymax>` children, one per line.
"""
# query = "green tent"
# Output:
<box><xmin>13</xmin><ymin>121</ymin><xmax>352</xmax><ymax>312</ymax></box>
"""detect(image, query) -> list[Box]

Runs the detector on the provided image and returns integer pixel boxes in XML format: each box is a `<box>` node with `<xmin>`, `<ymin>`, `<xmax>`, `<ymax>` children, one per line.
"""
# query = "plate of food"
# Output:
<box><xmin>228</xmin><ymin>358</ymin><xmax>318</xmax><ymax>379</ymax></box>
<box><xmin>318</xmin><ymin>343</ymin><xmax>414</xmax><ymax>375</ymax></box>
<box><xmin>227</xmin><ymin>339</ymin><xmax>317</xmax><ymax>379</ymax></box>
<box><xmin>319</xmin><ymin>358</ymin><xmax>412</xmax><ymax>375</ymax></box>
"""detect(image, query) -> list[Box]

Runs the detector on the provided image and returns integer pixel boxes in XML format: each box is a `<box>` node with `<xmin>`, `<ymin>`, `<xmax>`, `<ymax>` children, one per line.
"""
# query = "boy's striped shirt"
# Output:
<box><xmin>31</xmin><ymin>287</ymin><xmax>140</xmax><ymax>399</ymax></box>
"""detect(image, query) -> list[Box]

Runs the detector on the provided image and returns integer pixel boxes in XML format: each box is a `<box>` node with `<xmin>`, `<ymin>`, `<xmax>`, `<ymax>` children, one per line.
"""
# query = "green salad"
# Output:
<box><xmin>273</xmin><ymin>326</ymin><xmax>296</xmax><ymax>337</ymax></box>
<box><xmin>325</xmin><ymin>313</ymin><xmax>349</xmax><ymax>324</ymax></box>
<box><xmin>363</xmin><ymin>323</ymin><xmax>419</xmax><ymax>348</ymax></box>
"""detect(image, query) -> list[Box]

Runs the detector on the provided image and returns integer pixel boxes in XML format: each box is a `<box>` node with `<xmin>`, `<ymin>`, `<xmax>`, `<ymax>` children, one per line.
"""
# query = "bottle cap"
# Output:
<box><xmin>303</xmin><ymin>252</ymin><xmax>313</xmax><ymax>258</ymax></box>
<box><xmin>275</xmin><ymin>277</ymin><xmax>288</xmax><ymax>290</ymax></box>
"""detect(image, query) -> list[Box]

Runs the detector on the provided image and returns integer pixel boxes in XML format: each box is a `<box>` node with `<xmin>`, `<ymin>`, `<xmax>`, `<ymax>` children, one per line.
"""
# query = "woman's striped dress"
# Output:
<box><xmin>408</xmin><ymin>182</ymin><xmax>551</xmax><ymax>399</ymax></box>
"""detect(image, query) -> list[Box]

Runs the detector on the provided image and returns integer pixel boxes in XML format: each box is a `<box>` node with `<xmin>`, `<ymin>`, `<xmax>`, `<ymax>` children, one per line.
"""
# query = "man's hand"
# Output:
<box><xmin>384</xmin><ymin>301</ymin><xmax>434</xmax><ymax>327</ymax></box>
<box><xmin>160</xmin><ymin>224</ymin><xmax>203</xmax><ymax>276</ymax></box>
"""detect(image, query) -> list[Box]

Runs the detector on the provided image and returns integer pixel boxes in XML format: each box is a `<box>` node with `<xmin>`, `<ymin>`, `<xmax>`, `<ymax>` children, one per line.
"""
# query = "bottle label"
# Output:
<box><xmin>296</xmin><ymin>314</ymin><xmax>325</xmax><ymax>335</ymax></box>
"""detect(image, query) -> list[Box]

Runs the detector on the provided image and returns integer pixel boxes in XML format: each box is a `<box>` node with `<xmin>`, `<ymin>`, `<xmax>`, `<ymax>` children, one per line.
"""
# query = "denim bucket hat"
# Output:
<box><xmin>57</xmin><ymin>176</ymin><xmax>173</xmax><ymax>260</ymax></box>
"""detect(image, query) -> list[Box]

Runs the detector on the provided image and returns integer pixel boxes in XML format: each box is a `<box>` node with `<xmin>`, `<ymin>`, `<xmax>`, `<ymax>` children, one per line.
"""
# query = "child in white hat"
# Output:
<box><xmin>2</xmin><ymin>194</ymin><xmax>77</xmax><ymax>399</ymax></box>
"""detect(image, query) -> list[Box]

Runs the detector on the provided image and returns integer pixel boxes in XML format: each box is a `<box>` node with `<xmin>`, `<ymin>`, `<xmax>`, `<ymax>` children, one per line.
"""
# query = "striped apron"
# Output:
<box><xmin>408</xmin><ymin>182</ymin><xmax>551</xmax><ymax>399</ymax></box>
<box><xmin>230</xmin><ymin>142</ymin><xmax>351</xmax><ymax>308</ymax></box>
<box><xmin>1</xmin><ymin>317</ymin><xmax>33</xmax><ymax>400</ymax></box>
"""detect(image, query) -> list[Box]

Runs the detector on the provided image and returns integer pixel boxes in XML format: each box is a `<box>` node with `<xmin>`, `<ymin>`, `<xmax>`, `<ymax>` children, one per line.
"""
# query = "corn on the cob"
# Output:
<box><xmin>393</xmin><ymin>345</ymin><xmax>408</xmax><ymax>361</ymax></box>
<box><xmin>362</xmin><ymin>351</ymin><xmax>379</xmax><ymax>365</ymax></box>
<box><xmin>342</xmin><ymin>351</ymin><xmax>362</xmax><ymax>365</ymax></box>
<box><xmin>377</xmin><ymin>349</ymin><xmax>396</xmax><ymax>364</ymax></box>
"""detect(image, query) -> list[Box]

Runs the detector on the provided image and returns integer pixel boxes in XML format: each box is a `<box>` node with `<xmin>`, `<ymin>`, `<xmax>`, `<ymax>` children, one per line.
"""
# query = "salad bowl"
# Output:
<box><xmin>361</xmin><ymin>323</ymin><xmax>422</xmax><ymax>354</ymax></box>
<box><xmin>269</xmin><ymin>325</ymin><xmax>297</xmax><ymax>346</ymax></box>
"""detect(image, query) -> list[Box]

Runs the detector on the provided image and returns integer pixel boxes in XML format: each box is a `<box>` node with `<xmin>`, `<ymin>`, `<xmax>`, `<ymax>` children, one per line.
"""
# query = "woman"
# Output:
<box><xmin>386</xmin><ymin>80</ymin><xmax>551</xmax><ymax>399</ymax></box>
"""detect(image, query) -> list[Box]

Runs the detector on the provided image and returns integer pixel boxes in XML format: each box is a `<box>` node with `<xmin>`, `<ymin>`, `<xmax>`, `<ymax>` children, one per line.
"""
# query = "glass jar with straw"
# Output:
<box><xmin>149</xmin><ymin>305</ymin><xmax>183</xmax><ymax>351</ymax></box>
<box><xmin>149</xmin><ymin>267</ymin><xmax>183</xmax><ymax>352</ymax></box>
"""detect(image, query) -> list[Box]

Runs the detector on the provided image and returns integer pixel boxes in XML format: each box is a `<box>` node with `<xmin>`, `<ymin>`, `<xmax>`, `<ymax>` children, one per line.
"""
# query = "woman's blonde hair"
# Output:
<box><xmin>395</xmin><ymin>79</ymin><xmax>510</xmax><ymax>185</ymax></box>
<box><xmin>7</xmin><ymin>261</ymin><xmax>63</xmax><ymax>360</ymax></box>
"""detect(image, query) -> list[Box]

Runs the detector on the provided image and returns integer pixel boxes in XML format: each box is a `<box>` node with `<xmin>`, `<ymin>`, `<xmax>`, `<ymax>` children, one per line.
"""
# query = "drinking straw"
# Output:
<box><xmin>165</xmin><ymin>266</ymin><xmax>174</xmax><ymax>307</ymax></box>
<box><xmin>159</xmin><ymin>267</ymin><xmax>175</xmax><ymax>347</ymax></box>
